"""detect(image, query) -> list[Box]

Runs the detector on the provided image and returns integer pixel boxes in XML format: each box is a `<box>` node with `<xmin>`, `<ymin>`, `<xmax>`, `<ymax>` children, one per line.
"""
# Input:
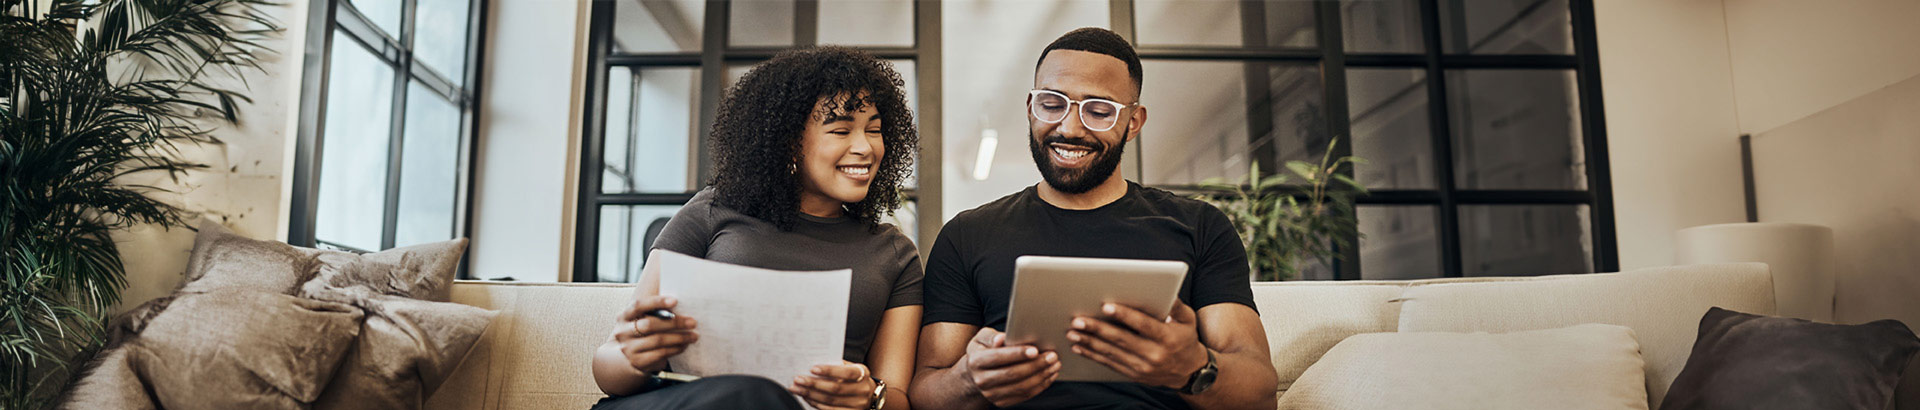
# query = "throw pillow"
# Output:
<box><xmin>128</xmin><ymin>290</ymin><xmax>364</xmax><ymax>410</ymax></box>
<box><xmin>55</xmin><ymin>348</ymin><xmax>157</xmax><ymax>410</ymax></box>
<box><xmin>179</xmin><ymin>219</ymin><xmax>321</xmax><ymax>295</ymax></box>
<box><xmin>181</xmin><ymin>218</ymin><xmax>468</xmax><ymax>301</ymax></box>
<box><xmin>1279</xmin><ymin>323</ymin><xmax>1649</xmax><ymax>410</ymax></box>
<box><xmin>311</xmin><ymin>295</ymin><xmax>497</xmax><ymax>410</ymax></box>
<box><xmin>1660</xmin><ymin>307</ymin><xmax>1920</xmax><ymax>410</ymax></box>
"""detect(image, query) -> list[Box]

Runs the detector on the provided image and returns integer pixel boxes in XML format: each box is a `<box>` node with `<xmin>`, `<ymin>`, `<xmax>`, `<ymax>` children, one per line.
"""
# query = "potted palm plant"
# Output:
<box><xmin>1193</xmin><ymin>139</ymin><xmax>1367</xmax><ymax>282</ymax></box>
<box><xmin>1</xmin><ymin>0</ymin><xmax>274</xmax><ymax>406</ymax></box>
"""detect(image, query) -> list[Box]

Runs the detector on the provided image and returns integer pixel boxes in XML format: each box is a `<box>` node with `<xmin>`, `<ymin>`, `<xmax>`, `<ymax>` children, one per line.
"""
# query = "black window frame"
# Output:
<box><xmin>289</xmin><ymin>0</ymin><xmax>490</xmax><ymax>257</ymax></box>
<box><xmin>1114</xmin><ymin>0</ymin><xmax>1616</xmax><ymax>279</ymax></box>
<box><xmin>573</xmin><ymin>0</ymin><xmax>944</xmax><ymax>283</ymax></box>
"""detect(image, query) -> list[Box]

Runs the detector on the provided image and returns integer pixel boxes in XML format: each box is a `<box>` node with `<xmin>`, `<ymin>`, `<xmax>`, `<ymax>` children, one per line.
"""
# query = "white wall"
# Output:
<box><xmin>1597</xmin><ymin>0</ymin><xmax>1920</xmax><ymax>325</ymax></box>
<box><xmin>1749</xmin><ymin>74</ymin><xmax>1920</xmax><ymax>326</ymax></box>
<box><xmin>1723</xmin><ymin>0</ymin><xmax>1920</xmax><ymax>134</ymax></box>
<box><xmin>1722</xmin><ymin>0</ymin><xmax>1920</xmax><ymax>326</ymax></box>
<box><xmin>467</xmin><ymin>0</ymin><xmax>592</xmax><ymax>281</ymax></box>
<box><xmin>1592</xmin><ymin>0</ymin><xmax>1748</xmax><ymax>270</ymax></box>
<box><xmin>112</xmin><ymin>2</ymin><xmax>309</xmax><ymax>312</ymax></box>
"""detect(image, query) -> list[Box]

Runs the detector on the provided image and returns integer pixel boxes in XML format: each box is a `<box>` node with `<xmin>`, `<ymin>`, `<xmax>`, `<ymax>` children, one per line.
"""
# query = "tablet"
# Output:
<box><xmin>1004</xmin><ymin>255</ymin><xmax>1189</xmax><ymax>382</ymax></box>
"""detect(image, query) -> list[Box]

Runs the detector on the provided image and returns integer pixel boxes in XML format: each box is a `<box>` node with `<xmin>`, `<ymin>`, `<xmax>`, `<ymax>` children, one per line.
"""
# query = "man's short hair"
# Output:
<box><xmin>1036</xmin><ymin>27</ymin><xmax>1144</xmax><ymax>98</ymax></box>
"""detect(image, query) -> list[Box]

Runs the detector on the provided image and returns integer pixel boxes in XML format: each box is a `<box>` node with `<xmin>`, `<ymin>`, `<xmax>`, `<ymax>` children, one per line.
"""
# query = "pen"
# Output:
<box><xmin>645</xmin><ymin>309</ymin><xmax>676</xmax><ymax>320</ymax></box>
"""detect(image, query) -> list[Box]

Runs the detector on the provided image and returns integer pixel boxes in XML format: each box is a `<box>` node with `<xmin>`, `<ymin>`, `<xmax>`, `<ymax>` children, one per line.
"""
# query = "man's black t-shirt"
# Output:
<box><xmin>923</xmin><ymin>182</ymin><xmax>1256</xmax><ymax>410</ymax></box>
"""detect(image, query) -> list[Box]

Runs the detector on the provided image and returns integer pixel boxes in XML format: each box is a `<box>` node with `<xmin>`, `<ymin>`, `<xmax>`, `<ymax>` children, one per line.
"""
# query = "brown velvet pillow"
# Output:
<box><xmin>183</xmin><ymin>218</ymin><xmax>468</xmax><ymax>301</ymax></box>
<box><xmin>179</xmin><ymin>220</ymin><xmax>321</xmax><ymax>295</ymax></box>
<box><xmin>127</xmin><ymin>290</ymin><xmax>364</xmax><ymax>410</ymax></box>
<box><xmin>56</xmin><ymin>348</ymin><xmax>158</xmax><ymax>410</ymax></box>
<box><xmin>1662</xmin><ymin>307</ymin><xmax>1920</xmax><ymax>410</ymax></box>
<box><xmin>310</xmin><ymin>295</ymin><xmax>497</xmax><ymax>410</ymax></box>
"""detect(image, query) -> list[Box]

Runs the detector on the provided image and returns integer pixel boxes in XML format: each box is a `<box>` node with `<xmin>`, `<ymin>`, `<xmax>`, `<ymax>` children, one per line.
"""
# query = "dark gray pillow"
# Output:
<box><xmin>1662</xmin><ymin>307</ymin><xmax>1920</xmax><ymax>410</ymax></box>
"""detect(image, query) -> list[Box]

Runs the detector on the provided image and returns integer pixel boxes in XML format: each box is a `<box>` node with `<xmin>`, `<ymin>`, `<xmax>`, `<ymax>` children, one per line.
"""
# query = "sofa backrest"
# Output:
<box><xmin>436</xmin><ymin>263</ymin><xmax>1772</xmax><ymax>410</ymax></box>
<box><xmin>428</xmin><ymin>281</ymin><xmax>634</xmax><ymax>410</ymax></box>
<box><xmin>1250</xmin><ymin>263</ymin><xmax>1774</xmax><ymax>409</ymax></box>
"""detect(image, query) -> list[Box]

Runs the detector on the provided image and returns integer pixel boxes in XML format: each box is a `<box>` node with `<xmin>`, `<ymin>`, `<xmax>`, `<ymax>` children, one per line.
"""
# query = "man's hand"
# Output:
<box><xmin>611</xmin><ymin>296</ymin><xmax>699</xmax><ymax>373</ymax></box>
<box><xmin>1066</xmin><ymin>301</ymin><xmax>1208</xmax><ymax>389</ymax></box>
<box><xmin>960</xmin><ymin>328</ymin><xmax>1060</xmax><ymax>407</ymax></box>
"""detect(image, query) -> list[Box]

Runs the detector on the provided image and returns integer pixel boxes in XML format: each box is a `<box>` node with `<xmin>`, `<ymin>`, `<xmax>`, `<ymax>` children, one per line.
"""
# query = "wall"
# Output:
<box><xmin>467</xmin><ymin>0</ymin><xmax>592</xmax><ymax>281</ymax></box>
<box><xmin>1591</xmin><ymin>0</ymin><xmax>1748</xmax><ymax>271</ymax></box>
<box><xmin>1596</xmin><ymin>0</ymin><xmax>1920</xmax><ymax>325</ymax></box>
<box><xmin>1749</xmin><ymin>74</ymin><xmax>1919</xmax><ymax>326</ymax></box>
<box><xmin>111</xmin><ymin>2</ymin><xmax>309</xmax><ymax>312</ymax></box>
<box><xmin>1722</xmin><ymin>0</ymin><xmax>1920</xmax><ymax>134</ymax></box>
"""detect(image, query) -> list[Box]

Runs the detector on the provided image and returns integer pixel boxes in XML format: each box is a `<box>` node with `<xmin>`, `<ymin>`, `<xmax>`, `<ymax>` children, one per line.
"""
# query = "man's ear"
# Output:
<box><xmin>1125</xmin><ymin>105</ymin><xmax>1148</xmax><ymax>143</ymax></box>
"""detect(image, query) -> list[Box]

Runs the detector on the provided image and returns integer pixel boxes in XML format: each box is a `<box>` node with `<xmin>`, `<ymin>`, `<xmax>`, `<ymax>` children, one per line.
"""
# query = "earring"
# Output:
<box><xmin>788</xmin><ymin>162</ymin><xmax>797</xmax><ymax>174</ymax></box>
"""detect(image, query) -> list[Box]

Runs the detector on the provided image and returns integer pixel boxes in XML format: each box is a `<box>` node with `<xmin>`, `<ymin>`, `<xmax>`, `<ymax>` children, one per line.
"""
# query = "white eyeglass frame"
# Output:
<box><xmin>1026</xmin><ymin>89</ymin><xmax>1138</xmax><ymax>132</ymax></box>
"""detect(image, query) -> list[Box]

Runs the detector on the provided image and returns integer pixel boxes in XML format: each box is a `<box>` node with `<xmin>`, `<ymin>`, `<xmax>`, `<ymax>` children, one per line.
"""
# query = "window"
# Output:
<box><xmin>574</xmin><ymin>0</ymin><xmax>940</xmax><ymax>283</ymax></box>
<box><xmin>291</xmin><ymin>0</ymin><xmax>486</xmax><ymax>254</ymax></box>
<box><xmin>1113</xmin><ymin>0</ymin><xmax>1614</xmax><ymax>279</ymax></box>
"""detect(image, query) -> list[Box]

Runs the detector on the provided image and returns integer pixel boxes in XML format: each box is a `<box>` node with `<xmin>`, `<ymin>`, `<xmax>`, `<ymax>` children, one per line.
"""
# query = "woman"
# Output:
<box><xmin>590</xmin><ymin>47</ymin><xmax>921</xmax><ymax>410</ymax></box>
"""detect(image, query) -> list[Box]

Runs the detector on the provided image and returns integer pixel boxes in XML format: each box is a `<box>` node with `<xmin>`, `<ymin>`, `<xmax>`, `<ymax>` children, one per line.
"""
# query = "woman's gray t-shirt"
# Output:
<box><xmin>649</xmin><ymin>188</ymin><xmax>924</xmax><ymax>364</ymax></box>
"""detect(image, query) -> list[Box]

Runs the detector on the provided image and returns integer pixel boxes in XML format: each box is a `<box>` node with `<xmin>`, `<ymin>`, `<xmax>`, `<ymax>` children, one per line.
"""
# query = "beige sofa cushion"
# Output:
<box><xmin>1279</xmin><ymin>324</ymin><xmax>1649</xmax><ymax>410</ymax></box>
<box><xmin>1394</xmin><ymin>263</ymin><xmax>1775</xmax><ymax>409</ymax></box>
<box><xmin>1251</xmin><ymin>281</ymin><xmax>1406</xmax><ymax>390</ymax></box>
<box><xmin>428</xmin><ymin>281</ymin><xmax>635</xmax><ymax>410</ymax></box>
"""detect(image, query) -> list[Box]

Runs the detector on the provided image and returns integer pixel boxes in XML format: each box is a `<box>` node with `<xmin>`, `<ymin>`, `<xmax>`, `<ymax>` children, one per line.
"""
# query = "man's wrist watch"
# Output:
<box><xmin>1178</xmin><ymin>348</ymin><xmax>1219</xmax><ymax>395</ymax></box>
<box><xmin>867</xmin><ymin>377</ymin><xmax>887</xmax><ymax>410</ymax></box>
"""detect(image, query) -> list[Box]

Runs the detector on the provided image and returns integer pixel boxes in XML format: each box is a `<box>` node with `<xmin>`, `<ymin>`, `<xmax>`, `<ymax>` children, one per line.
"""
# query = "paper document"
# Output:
<box><xmin>657</xmin><ymin>250</ymin><xmax>850</xmax><ymax>384</ymax></box>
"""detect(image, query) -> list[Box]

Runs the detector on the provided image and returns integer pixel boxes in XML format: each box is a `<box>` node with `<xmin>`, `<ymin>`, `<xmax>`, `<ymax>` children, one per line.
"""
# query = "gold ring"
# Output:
<box><xmin>631</xmin><ymin>319</ymin><xmax>643</xmax><ymax>336</ymax></box>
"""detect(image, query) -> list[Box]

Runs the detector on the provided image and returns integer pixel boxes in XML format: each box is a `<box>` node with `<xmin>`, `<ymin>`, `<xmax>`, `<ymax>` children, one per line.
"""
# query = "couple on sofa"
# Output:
<box><xmin>589</xmin><ymin>28</ymin><xmax>1281</xmax><ymax>410</ymax></box>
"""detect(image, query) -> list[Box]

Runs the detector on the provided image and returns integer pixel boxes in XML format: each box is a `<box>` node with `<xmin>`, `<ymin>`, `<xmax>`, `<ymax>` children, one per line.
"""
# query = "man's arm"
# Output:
<box><xmin>1185</xmin><ymin>303</ymin><xmax>1277</xmax><ymax>410</ymax></box>
<box><xmin>909</xmin><ymin>323</ymin><xmax>1060</xmax><ymax>410</ymax></box>
<box><xmin>1068</xmin><ymin>302</ymin><xmax>1277</xmax><ymax>410</ymax></box>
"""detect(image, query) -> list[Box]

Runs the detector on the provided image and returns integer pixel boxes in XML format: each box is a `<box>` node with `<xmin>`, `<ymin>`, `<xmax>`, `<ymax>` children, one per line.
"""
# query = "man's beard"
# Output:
<box><xmin>1028</xmin><ymin>130</ymin><xmax>1127</xmax><ymax>194</ymax></box>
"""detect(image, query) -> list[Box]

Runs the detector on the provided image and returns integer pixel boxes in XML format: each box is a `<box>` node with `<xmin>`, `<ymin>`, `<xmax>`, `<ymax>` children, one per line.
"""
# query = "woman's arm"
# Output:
<box><xmin>593</xmin><ymin>252</ymin><xmax>698</xmax><ymax>396</ymax></box>
<box><xmin>867</xmin><ymin>306</ymin><xmax>923</xmax><ymax>410</ymax></box>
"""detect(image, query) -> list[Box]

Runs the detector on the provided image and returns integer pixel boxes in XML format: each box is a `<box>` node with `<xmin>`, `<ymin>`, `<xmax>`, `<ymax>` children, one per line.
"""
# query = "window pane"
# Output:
<box><xmin>1438</xmin><ymin>0</ymin><xmax>1573</xmax><ymax>55</ymax></box>
<box><xmin>886</xmin><ymin>59</ymin><xmax>919</xmax><ymax>189</ymax></box>
<box><xmin>1135</xmin><ymin>0</ymin><xmax>1316</xmax><ymax>48</ymax></box>
<box><xmin>603</xmin><ymin>67</ymin><xmax>701</xmax><ymax>194</ymax></box>
<box><xmin>1341</xmin><ymin>0</ymin><xmax>1423</xmax><ymax>53</ymax></box>
<box><xmin>1446</xmin><ymin>69</ymin><xmax>1585</xmax><ymax>190</ymax></box>
<box><xmin>317</xmin><ymin>32</ymin><xmax>395</xmax><ymax>251</ymax></box>
<box><xmin>597</xmin><ymin>205</ymin><xmax>683</xmax><ymax>283</ymax></box>
<box><xmin>1358</xmin><ymin>205</ymin><xmax>1440</xmax><ymax>279</ymax></box>
<box><xmin>395</xmin><ymin>82</ymin><xmax>461</xmax><ymax>247</ymax></box>
<box><xmin>1139</xmin><ymin>61</ymin><xmax>1325</xmax><ymax>186</ymax></box>
<box><xmin>731</xmin><ymin>0</ymin><xmax>794</xmax><ymax>47</ymax></box>
<box><xmin>1460</xmin><ymin>205</ymin><xmax>1592</xmax><ymax>276</ymax></box>
<box><xmin>1347</xmin><ymin>68</ymin><xmax>1433</xmax><ymax>189</ymax></box>
<box><xmin>347</xmin><ymin>0</ymin><xmax>401</xmax><ymax>36</ymax></box>
<box><xmin>1265</xmin><ymin>63</ymin><xmax>1330</xmax><ymax>168</ymax></box>
<box><xmin>614</xmin><ymin>0</ymin><xmax>705</xmax><ymax>53</ymax></box>
<box><xmin>415</xmin><ymin>0</ymin><xmax>470</xmax><ymax>82</ymax></box>
<box><xmin>883</xmin><ymin>200</ymin><xmax>918</xmax><ymax>246</ymax></box>
<box><xmin>819</xmin><ymin>0</ymin><xmax>914</xmax><ymax>47</ymax></box>
<box><xmin>1140</xmin><ymin>61</ymin><xmax>1248</xmax><ymax>185</ymax></box>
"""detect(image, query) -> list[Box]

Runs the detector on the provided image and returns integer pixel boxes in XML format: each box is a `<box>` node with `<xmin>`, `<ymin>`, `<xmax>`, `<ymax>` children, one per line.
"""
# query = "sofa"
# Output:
<box><xmin>420</xmin><ymin>262</ymin><xmax>1886</xmax><ymax>410</ymax></box>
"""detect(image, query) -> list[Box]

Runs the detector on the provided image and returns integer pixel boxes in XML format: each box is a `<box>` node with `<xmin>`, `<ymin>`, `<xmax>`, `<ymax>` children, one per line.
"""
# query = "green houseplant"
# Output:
<box><xmin>1193</xmin><ymin>139</ymin><xmax>1367</xmax><ymax>282</ymax></box>
<box><xmin>1</xmin><ymin>0</ymin><xmax>274</xmax><ymax>406</ymax></box>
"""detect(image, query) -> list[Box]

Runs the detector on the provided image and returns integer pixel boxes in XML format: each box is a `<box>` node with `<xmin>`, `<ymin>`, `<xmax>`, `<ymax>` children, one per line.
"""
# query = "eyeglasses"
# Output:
<box><xmin>1027</xmin><ymin>89</ymin><xmax>1136</xmax><ymax>132</ymax></box>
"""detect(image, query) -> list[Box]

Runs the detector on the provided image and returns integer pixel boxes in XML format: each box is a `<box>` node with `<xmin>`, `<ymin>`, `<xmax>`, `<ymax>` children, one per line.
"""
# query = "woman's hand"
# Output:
<box><xmin>789</xmin><ymin>361</ymin><xmax>879</xmax><ymax>410</ymax></box>
<box><xmin>610</xmin><ymin>295</ymin><xmax>699</xmax><ymax>373</ymax></box>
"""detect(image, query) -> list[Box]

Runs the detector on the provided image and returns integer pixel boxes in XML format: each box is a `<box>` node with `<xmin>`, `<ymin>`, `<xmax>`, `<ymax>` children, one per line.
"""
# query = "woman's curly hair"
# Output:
<box><xmin>709</xmin><ymin>46</ymin><xmax>917</xmax><ymax>231</ymax></box>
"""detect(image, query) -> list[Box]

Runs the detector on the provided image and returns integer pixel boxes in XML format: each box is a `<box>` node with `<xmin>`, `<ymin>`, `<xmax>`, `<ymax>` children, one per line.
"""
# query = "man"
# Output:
<box><xmin>908</xmin><ymin>28</ymin><xmax>1279</xmax><ymax>410</ymax></box>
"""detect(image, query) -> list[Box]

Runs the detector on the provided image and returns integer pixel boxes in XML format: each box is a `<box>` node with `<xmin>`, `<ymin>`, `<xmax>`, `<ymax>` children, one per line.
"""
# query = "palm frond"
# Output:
<box><xmin>2</xmin><ymin>0</ymin><xmax>277</xmax><ymax>406</ymax></box>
